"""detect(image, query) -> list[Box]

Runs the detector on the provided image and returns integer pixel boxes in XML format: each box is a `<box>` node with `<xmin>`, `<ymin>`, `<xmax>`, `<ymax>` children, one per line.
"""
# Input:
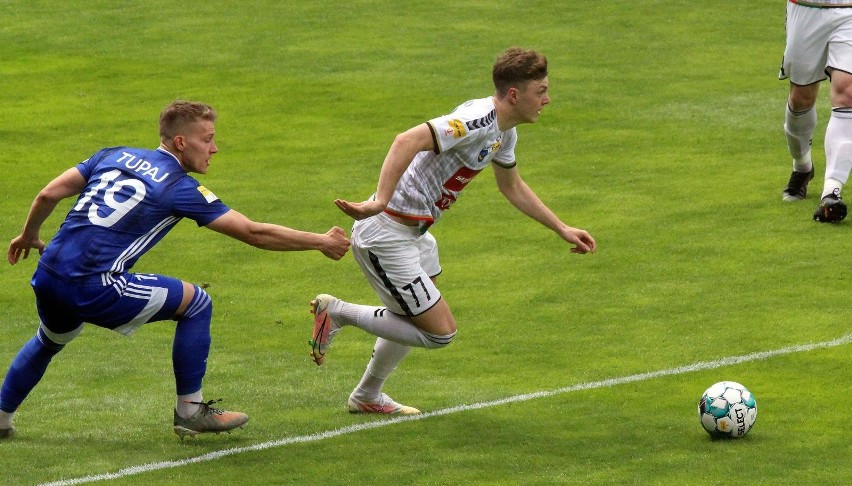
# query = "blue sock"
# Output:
<box><xmin>172</xmin><ymin>287</ymin><xmax>212</xmax><ymax>396</ymax></box>
<box><xmin>0</xmin><ymin>329</ymin><xmax>63</xmax><ymax>413</ymax></box>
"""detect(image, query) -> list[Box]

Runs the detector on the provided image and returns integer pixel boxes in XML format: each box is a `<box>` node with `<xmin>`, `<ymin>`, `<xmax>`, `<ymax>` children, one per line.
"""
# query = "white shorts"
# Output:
<box><xmin>351</xmin><ymin>212</ymin><xmax>442</xmax><ymax>316</ymax></box>
<box><xmin>780</xmin><ymin>2</ymin><xmax>852</xmax><ymax>85</ymax></box>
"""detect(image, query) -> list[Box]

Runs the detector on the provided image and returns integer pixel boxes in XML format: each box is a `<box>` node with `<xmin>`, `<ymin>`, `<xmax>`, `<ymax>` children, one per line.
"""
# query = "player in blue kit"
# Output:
<box><xmin>1</xmin><ymin>100</ymin><xmax>350</xmax><ymax>439</ymax></box>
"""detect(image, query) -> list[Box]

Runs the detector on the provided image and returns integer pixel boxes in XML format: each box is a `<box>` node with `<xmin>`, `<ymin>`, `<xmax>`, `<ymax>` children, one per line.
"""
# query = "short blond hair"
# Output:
<box><xmin>159</xmin><ymin>100</ymin><xmax>217</xmax><ymax>141</ymax></box>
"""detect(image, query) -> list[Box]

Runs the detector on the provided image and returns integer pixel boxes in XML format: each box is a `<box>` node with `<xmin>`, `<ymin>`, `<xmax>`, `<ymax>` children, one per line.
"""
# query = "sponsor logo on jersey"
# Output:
<box><xmin>197</xmin><ymin>185</ymin><xmax>219</xmax><ymax>203</ymax></box>
<box><xmin>434</xmin><ymin>166</ymin><xmax>483</xmax><ymax>212</ymax></box>
<box><xmin>447</xmin><ymin>119</ymin><xmax>466</xmax><ymax>139</ymax></box>
<box><xmin>442</xmin><ymin>166</ymin><xmax>483</xmax><ymax>192</ymax></box>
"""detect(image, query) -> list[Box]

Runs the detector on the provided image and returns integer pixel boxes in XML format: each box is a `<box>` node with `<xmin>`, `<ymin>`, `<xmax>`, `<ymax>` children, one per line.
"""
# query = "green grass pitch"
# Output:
<box><xmin>0</xmin><ymin>1</ymin><xmax>849</xmax><ymax>484</ymax></box>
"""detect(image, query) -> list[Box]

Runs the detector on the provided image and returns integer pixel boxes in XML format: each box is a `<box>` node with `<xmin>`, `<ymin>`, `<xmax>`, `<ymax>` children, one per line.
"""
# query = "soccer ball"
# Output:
<box><xmin>698</xmin><ymin>381</ymin><xmax>757</xmax><ymax>438</ymax></box>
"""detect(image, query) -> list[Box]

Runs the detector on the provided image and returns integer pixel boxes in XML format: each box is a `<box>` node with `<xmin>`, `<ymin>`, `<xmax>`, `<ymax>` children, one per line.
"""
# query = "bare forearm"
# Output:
<box><xmin>244</xmin><ymin>223</ymin><xmax>327</xmax><ymax>251</ymax></box>
<box><xmin>20</xmin><ymin>194</ymin><xmax>62</xmax><ymax>240</ymax></box>
<box><xmin>9</xmin><ymin>187</ymin><xmax>72</xmax><ymax>265</ymax></box>
<box><xmin>493</xmin><ymin>165</ymin><xmax>595</xmax><ymax>253</ymax></box>
<box><xmin>501</xmin><ymin>181</ymin><xmax>566</xmax><ymax>233</ymax></box>
<box><xmin>206</xmin><ymin>210</ymin><xmax>349</xmax><ymax>260</ymax></box>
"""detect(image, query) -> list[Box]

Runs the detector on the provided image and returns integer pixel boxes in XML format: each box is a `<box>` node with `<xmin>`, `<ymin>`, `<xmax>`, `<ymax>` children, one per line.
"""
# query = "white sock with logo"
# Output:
<box><xmin>332</xmin><ymin>300</ymin><xmax>451</xmax><ymax>348</ymax></box>
<box><xmin>822</xmin><ymin>108</ymin><xmax>852</xmax><ymax>198</ymax></box>
<box><xmin>785</xmin><ymin>103</ymin><xmax>816</xmax><ymax>172</ymax></box>
<box><xmin>351</xmin><ymin>338</ymin><xmax>411</xmax><ymax>402</ymax></box>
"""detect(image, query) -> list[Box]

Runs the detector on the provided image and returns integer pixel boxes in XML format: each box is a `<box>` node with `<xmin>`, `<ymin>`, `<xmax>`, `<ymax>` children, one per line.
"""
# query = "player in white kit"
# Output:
<box><xmin>308</xmin><ymin>48</ymin><xmax>597</xmax><ymax>414</ymax></box>
<box><xmin>780</xmin><ymin>0</ymin><xmax>852</xmax><ymax>222</ymax></box>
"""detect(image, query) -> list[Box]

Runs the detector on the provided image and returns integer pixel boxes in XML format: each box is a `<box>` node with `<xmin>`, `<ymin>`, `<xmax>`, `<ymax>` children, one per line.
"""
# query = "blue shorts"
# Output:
<box><xmin>31</xmin><ymin>265</ymin><xmax>185</xmax><ymax>343</ymax></box>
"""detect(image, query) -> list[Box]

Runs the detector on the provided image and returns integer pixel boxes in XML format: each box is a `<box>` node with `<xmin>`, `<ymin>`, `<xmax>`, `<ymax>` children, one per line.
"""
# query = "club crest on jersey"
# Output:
<box><xmin>117</xmin><ymin>152</ymin><xmax>170</xmax><ymax>183</ymax></box>
<box><xmin>197</xmin><ymin>185</ymin><xmax>219</xmax><ymax>203</ymax></box>
<box><xmin>477</xmin><ymin>139</ymin><xmax>502</xmax><ymax>162</ymax></box>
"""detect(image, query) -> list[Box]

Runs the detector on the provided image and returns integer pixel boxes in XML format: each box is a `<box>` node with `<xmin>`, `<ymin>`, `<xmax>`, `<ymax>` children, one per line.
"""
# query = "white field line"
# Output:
<box><xmin>39</xmin><ymin>333</ymin><xmax>852</xmax><ymax>486</ymax></box>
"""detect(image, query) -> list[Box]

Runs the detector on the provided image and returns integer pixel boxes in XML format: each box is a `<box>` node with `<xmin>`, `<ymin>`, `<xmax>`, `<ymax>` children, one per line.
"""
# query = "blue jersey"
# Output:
<box><xmin>39</xmin><ymin>147</ymin><xmax>230</xmax><ymax>283</ymax></box>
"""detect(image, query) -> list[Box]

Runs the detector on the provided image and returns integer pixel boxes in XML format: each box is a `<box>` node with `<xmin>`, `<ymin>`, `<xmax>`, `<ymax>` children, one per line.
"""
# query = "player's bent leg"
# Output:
<box><xmin>358</xmin><ymin>298</ymin><xmax>457</xmax><ymax>349</ymax></box>
<box><xmin>348</xmin><ymin>338</ymin><xmax>420</xmax><ymax>415</ymax></box>
<box><xmin>409</xmin><ymin>298</ymin><xmax>457</xmax><ymax>337</ymax></box>
<box><xmin>0</xmin><ymin>326</ymin><xmax>78</xmax><ymax>439</ymax></box>
<box><xmin>307</xmin><ymin>295</ymin><xmax>457</xmax><ymax>365</ymax></box>
<box><xmin>173</xmin><ymin>285</ymin><xmax>212</xmax><ymax>399</ymax></box>
<box><xmin>169</xmin><ymin>284</ymin><xmax>248</xmax><ymax>438</ymax></box>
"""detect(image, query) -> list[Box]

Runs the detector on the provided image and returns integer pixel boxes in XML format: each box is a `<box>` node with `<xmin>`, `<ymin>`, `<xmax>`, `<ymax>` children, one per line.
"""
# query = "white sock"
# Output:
<box><xmin>334</xmin><ymin>300</ymin><xmax>448</xmax><ymax>348</ymax></box>
<box><xmin>822</xmin><ymin>108</ymin><xmax>852</xmax><ymax>197</ymax></box>
<box><xmin>351</xmin><ymin>338</ymin><xmax>411</xmax><ymax>402</ymax></box>
<box><xmin>331</xmin><ymin>298</ymin><xmax>360</xmax><ymax>325</ymax></box>
<box><xmin>0</xmin><ymin>410</ymin><xmax>14</xmax><ymax>429</ymax></box>
<box><xmin>176</xmin><ymin>390</ymin><xmax>203</xmax><ymax>418</ymax></box>
<box><xmin>785</xmin><ymin>104</ymin><xmax>816</xmax><ymax>171</ymax></box>
<box><xmin>822</xmin><ymin>178</ymin><xmax>843</xmax><ymax>199</ymax></box>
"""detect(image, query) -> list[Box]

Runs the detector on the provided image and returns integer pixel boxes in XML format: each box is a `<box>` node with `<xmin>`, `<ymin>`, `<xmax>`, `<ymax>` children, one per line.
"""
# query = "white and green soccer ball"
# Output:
<box><xmin>698</xmin><ymin>381</ymin><xmax>757</xmax><ymax>438</ymax></box>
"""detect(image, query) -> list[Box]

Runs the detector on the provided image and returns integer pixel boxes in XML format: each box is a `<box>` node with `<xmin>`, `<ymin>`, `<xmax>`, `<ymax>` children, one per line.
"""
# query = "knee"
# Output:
<box><xmin>422</xmin><ymin>329</ymin><xmax>456</xmax><ymax>349</ymax></box>
<box><xmin>429</xmin><ymin>312</ymin><xmax>457</xmax><ymax>336</ymax></box>
<box><xmin>182</xmin><ymin>286</ymin><xmax>212</xmax><ymax>320</ymax></box>
<box><xmin>789</xmin><ymin>85</ymin><xmax>819</xmax><ymax>111</ymax></box>
<box><xmin>423</xmin><ymin>315</ymin><xmax>456</xmax><ymax>348</ymax></box>
<box><xmin>438</xmin><ymin>318</ymin><xmax>457</xmax><ymax>336</ymax></box>
<box><xmin>411</xmin><ymin>301</ymin><xmax>456</xmax><ymax>347</ymax></box>
<box><xmin>37</xmin><ymin>324</ymin><xmax>82</xmax><ymax>349</ymax></box>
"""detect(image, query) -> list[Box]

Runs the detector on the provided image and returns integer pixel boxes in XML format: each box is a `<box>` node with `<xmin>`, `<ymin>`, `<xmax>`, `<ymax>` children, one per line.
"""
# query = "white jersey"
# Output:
<box><xmin>385</xmin><ymin>96</ymin><xmax>517</xmax><ymax>225</ymax></box>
